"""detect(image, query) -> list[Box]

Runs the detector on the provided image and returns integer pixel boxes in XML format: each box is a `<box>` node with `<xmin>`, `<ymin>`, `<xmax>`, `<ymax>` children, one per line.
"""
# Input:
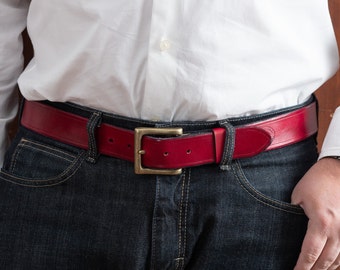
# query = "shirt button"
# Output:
<box><xmin>160</xmin><ymin>39</ymin><xmax>171</xmax><ymax>51</ymax></box>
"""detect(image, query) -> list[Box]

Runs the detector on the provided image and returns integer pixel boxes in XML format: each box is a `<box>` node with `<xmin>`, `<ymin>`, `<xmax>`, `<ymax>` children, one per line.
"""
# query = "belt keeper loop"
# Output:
<box><xmin>218</xmin><ymin>121</ymin><xmax>235</xmax><ymax>171</ymax></box>
<box><xmin>86</xmin><ymin>111</ymin><xmax>102</xmax><ymax>164</ymax></box>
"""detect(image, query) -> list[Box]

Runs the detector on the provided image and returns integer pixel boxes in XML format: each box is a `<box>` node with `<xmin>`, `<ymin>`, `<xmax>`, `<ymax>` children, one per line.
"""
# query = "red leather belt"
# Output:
<box><xmin>21</xmin><ymin>100</ymin><xmax>317</xmax><ymax>175</ymax></box>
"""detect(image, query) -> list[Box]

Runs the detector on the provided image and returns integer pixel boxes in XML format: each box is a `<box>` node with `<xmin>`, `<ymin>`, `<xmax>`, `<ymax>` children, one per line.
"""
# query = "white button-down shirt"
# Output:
<box><xmin>0</xmin><ymin>0</ymin><xmax>339</xmax><ymax>165</ymax></box>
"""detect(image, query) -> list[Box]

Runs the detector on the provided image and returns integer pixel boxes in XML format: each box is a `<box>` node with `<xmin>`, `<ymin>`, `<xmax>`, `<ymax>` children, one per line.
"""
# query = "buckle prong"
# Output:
<box><xmin>134</xmin><ymin>127</ymin><xmax>183</xmax><ymax>175</ymax></box>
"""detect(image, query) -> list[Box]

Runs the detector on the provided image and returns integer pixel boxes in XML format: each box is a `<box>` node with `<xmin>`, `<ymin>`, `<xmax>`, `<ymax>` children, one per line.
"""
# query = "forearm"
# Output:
<box><xmin>0</xmin><ymin>0</ymin><xmax>29</xmax><ymax>166</ymax></box>
<box><xmin>319</xmin><ymin>107</ymin><xmax>340</xmax><ymax>159</ymax></box>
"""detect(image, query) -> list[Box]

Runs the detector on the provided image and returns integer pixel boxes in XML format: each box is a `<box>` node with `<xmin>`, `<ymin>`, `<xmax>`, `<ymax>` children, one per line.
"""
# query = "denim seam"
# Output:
<box><xmin>157</xmin><ymin>122</ymin><xmax>214</xmax><ymax>129</ymax></box>
<box><xmin>16</xmin><ymin>144</ymin><xmax>76</xmax><ymax>163</ymax></box>
<box><xmin>0</xmin><ymin>153</ymin><xmax>85</xmax><ymax>187</ymax></box>
<box><xmin>9</xmin><ymin>138</ymin><xmax>27</xmax><ymax>173</ymax></box>
<box><xmin>183</xmin><ymin>169</ymin><xmax>191</xmax><ymax>267</ymax></box>
<box><xmin>19</xmin><ymin>138</ymin><xmax>76</xmax><ymax>159</ymax></box>
<box><xmin>8</xmin><ymin>138</ymin><xmax>78</xmax><ymax>180</ymax></box>
<box><xmin>232</xmin><ymin>161</ymin><xmax>305</xmax><ymax>215</ymax></box>
<box><xmin>57</xmin><ymin>96</ymin><xmax>313</xmax><ymax>131</ymax></box>
<box><xmin>176</xmin><ymin>171</ymin><xmax>186</xmax><ymax>270</ymax></box>
<box><xmin>175</xmin><ymin>169</ymin><xmax>191</xmax><ymax>270</ymax></box>
<box><xmin>151</xmin><ymin>177</ymin><xmax>161</xmax><ymax>270</ymax></box>
<box><xmin>11</xmin><ymin>139</ymin><xmax>77</xmax><ymax>173</ymax></box>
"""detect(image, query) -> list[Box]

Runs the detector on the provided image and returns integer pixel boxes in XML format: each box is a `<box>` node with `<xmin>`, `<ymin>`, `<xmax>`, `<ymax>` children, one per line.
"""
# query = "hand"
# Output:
<box><xmin>292</xmin><ymin>157</ymin><xmax>340</xmax><ymax>270</ymax></box>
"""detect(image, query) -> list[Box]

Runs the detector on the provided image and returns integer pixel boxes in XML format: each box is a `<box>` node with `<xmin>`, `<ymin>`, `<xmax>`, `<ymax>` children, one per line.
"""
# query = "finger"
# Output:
<box><xmin>312</xmin><ymin>239</ymin><xmax>339</xmax><ymax>269</ymax></box>
<box><xmin>329</xmin><ymin>251</ymin><xmax>340</xmax><ymax>270</ymax></box>
<box><xmin>294</xmin><ymin>222</ymin><xmax>327</xmax><ymax>270</ymax></box>
<box><xmin>327</xmin><ymin>239</ymin><xmax>340</xmax><ymax>270</ymax></box>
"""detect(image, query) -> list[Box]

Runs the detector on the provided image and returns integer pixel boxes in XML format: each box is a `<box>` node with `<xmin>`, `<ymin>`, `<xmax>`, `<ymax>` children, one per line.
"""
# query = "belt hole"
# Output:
<box><xmin>108</xmin><ymin>138</ymin><xmax>114</xmax><ymax>143</ymax></box>
<box><xmin>164</xmin><ymin>152</ymin><xmax>169</xmax><ymax>157</ymax></box>
<box><xmin>127</xmin><ymin>144</ymin><xmax>132</xmax><ymax>149</ymax></box>
<box><xmin>186</xmin><ymin>149</ymin><xmax>192</xmax><ymax>154</ymax></box>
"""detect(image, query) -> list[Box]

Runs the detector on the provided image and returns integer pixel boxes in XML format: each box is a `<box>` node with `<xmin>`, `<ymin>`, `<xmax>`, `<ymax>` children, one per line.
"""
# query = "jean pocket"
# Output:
<box><xmin>231</xmin><ymin>137</ymin><xmax>318</xmax><ymax>214</ymax></box>
<box><xmin>0</xmin><ymin>134</ymin><xmax>86</xmax><ymax>187</ymax></box>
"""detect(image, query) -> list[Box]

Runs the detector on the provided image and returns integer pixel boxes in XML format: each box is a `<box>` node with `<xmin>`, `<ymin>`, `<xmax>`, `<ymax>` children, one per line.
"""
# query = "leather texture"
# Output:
<box><xmin>21</xmin><ymin>101</ymin><xmax>317</xmax><ymax>169</ymax></box>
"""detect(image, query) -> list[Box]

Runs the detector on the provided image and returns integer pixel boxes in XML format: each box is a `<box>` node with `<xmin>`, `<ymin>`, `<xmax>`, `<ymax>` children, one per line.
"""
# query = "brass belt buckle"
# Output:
<box><xmin>134</xmin><ymin>127</ymin><xmax>183</xmax><ymax>175</ymax></box>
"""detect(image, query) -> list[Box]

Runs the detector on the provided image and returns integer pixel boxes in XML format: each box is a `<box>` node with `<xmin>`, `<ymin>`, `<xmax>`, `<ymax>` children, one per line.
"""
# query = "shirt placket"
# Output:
<box><xmin>142</xmin><ymin>1</ymin><xmax>180</xmax><ymax>121</ymax></box>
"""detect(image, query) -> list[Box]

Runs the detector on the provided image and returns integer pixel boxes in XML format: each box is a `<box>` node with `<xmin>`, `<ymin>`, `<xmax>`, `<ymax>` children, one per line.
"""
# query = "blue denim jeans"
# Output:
<box><xmin>0</xmin><ymin>100</ymin><xmax>317</xmax><ymax>269</ymax></box>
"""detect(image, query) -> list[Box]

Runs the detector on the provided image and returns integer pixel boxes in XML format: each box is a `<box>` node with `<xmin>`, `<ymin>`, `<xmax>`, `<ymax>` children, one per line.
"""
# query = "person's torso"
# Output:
<box><xmin>19</xmin><ymin>0</ymin><xmax>339</xmax><ymax>121</ymax></box>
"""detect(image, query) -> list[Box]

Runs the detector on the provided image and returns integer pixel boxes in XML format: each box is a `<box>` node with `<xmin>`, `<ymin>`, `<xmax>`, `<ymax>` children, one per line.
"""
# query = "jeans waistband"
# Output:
<box><xmin>34</xmin><ymin>96</ymin><xmax>316</xmax><ymax>132</ymax></box>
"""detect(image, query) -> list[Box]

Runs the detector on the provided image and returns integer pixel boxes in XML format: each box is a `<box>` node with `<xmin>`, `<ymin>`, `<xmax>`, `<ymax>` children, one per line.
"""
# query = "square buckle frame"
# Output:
<box><xmin>134</xmin><ymin>127</ymin><xmax>183</xmax><ymax>175</ymax></box>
